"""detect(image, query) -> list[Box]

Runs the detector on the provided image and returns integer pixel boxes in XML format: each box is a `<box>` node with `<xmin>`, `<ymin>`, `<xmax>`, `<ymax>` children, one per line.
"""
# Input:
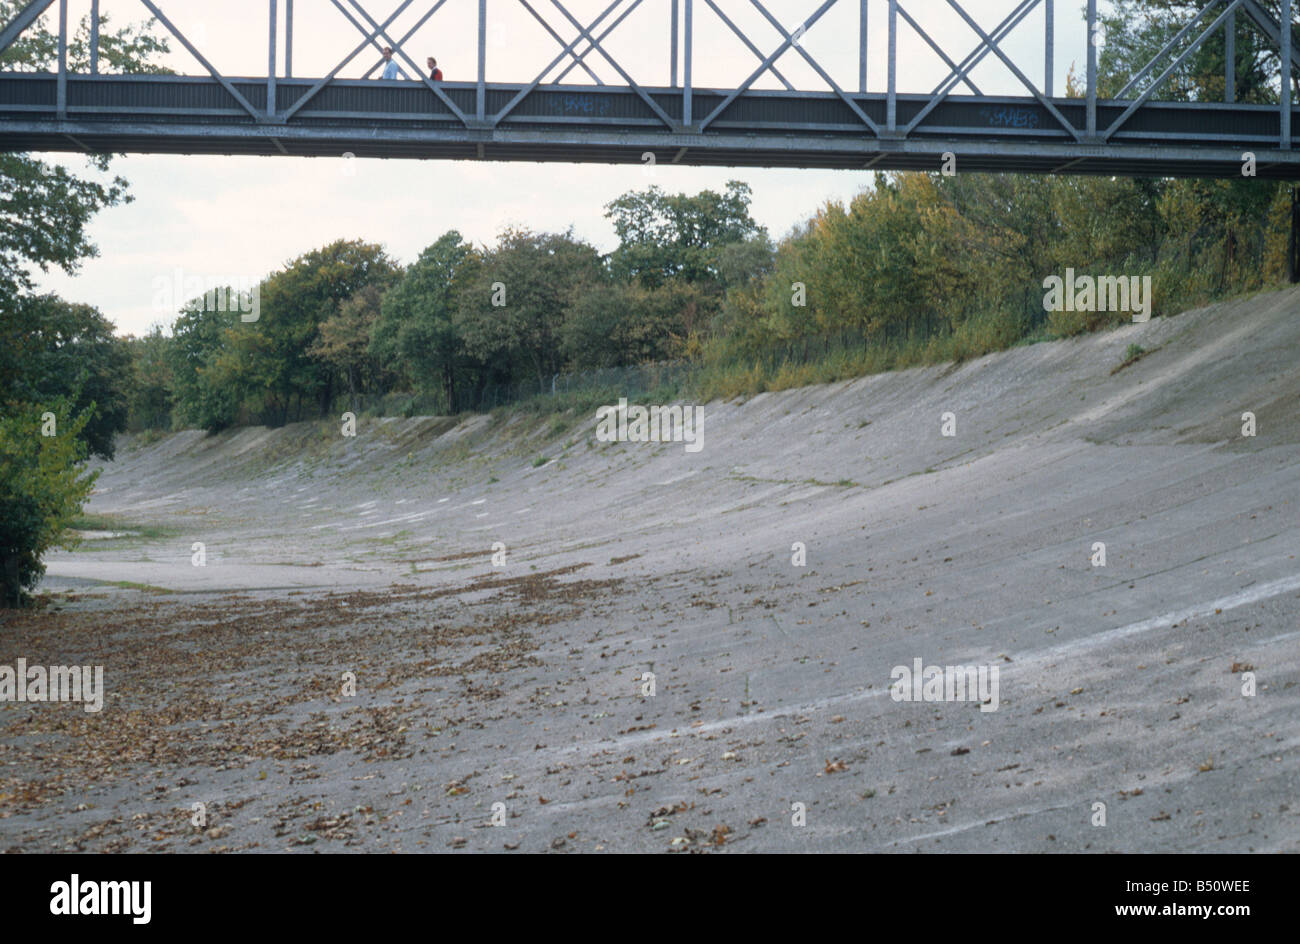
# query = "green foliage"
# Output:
<box><xmin>208</xmin><ymin>241</ymin><xmax>398</xmax><ymax>427</ymax></box>
<box><xmin>145</xmin><ymin>178</ymin><xmax>776</xmax><ymax>426</ymax></box>
<box><xmin>605</xmin><ymin>180</ymin><xmax>765</xmax><ymax>287</ymax></box>
<box><xmin>0</xmin><ymin>399</ymin><xmax>98</xmax><ymax>607</ymax></box>
<box><xmin>561</xmin><ymin>279</ymin><xmax>706</xmax><ymax>368</ymax></box>
<box><xmin>243</xmin><ymin>239</ymin><xmax>397</xmax><ymax>424</ymax></box>
<box><xmin>0</xmin><ymin>153</ymin><xmax>131</xmax><ymax>299</ymax></box>
<box><xmin>1113</xmin><ymin>344</ymin><xmax>1149</xmax><ymax>375</ymax></box>
<box><xmin>0</xmin><ymin>0</ymin><xmax>171</xmax><ymax>75</ymax></box>
<box><xmin>166</xmin><ymin>296</ymin><xmax>241</xmax><ymax>432</ymax></box>
<box><xmin>0</xmin><ymin>294</ymin><xmax>131</xmax><ymax>459</ymax></box>
<box><xmin>1098</xmin><ymin>0</ymin><xmax>1280</xmax><ymax>103</ymax></box>
<box><xmin>454</xmin><ymin>228</ymin><xmax>603</xmax><ymax>393</ymax></box>
<box><xmin>0</xmin><ymin>2</ymin><xmax>167</xmax><ymax>298</ymax></box>
<box><xmin>707</xmin><ymin>154</ymin><xmax>1287</xmax><ymax>392</ymax></box>
<box><xmin>124</xmin><ymin>326</ymin><xmax>174</xmax><ymax>431</ymax></box>
<box><xmin>0</xmin><ymin>0</ymin><xmax>166</xmax><ymax>606</ymax></box>
<box><xmin>311</xmin><ymin>283</ymin><xmax>390</xmax><ymax>407</ymax></box>
<box><xmin>370</xmin><ymin>231</ymin><xmax>479</xmax><ymax>411</ymax></box>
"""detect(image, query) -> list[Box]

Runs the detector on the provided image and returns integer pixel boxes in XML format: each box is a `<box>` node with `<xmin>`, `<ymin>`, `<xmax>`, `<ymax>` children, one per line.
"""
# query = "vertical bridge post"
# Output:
<box><xmin>684</xmin><ymin>0</ymin><xmax>693</xmax><ymax>128</ymax></box>
<box><xmin>268</xmin><ymin>0</ymin><xmax>278</xmax><ymax>118</ymax></box>
<box><xmin>887</xmin><ymin>0</ymin><xmax>896</xmax><ymax>132</ymax></box>
<box><xmin>56</xmin><ymin>0</ymin><xmax>66</xmax><ymax>118</ymax></box>
<box><xmin>1225</xmin><ymin>3</ymin><xmax>1234</xmax><ymax>102</ymax></box>
<box><xmin>1284</xmin><ymin>0</ymin><xmax>1293</xmax><ymax>149</ymax></box>
<box><xmin>90</xmin><ymin>0</ymin><xmax>99</xmax><ymax>74</ymax></box>
<box><xmin>1045</xmin><ymin>0</ymin><xmax>1053</xmax><ymax>97</ymax></box>
<box><xmin>477</xmin><ymin>0</ymin><xmax>487</xmax><ymax>122</ymax></box>
<box><xmin>859</xmin><ymin>0</ymin><xmax>867</xmax><ymax>94</ymax></box>
<box><xmin>671</xmin><ymin>0</ymin><xmax>678</xmax><ymax>87</ymax></box>
<box><xmin>1086</xmin><ymin>0</ymin><xmax>1097</xmax><ymax>138</ymax></box>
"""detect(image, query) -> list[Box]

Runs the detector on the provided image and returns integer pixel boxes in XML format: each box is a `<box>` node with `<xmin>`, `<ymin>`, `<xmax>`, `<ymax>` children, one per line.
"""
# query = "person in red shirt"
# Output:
<box><xmin>427</xmin><ymin>57</ymin><xmax>443</xmax><ymax>81</ymax></box>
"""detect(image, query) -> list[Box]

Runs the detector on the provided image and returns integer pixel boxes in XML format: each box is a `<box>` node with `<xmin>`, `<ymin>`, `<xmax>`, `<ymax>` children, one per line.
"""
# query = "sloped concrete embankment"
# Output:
<box><xmin>27</xmin><ymin>286</ymin><xmax>1300</xmax><ymax>852</ymax></box>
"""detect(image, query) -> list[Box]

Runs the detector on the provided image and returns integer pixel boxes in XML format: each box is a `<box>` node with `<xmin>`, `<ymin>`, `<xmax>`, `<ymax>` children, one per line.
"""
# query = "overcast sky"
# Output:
<box><xmin>24</xmin><ymin>0</ymin><xmax>1093</xmax><ymax>336</ymax></box>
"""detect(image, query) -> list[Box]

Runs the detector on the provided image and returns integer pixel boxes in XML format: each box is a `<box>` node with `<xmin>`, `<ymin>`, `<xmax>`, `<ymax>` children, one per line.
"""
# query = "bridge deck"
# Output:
<box><xmin>2</xmin><ymin>73</ymin><xmax>1298</xmax><ymax>178</ymax></box>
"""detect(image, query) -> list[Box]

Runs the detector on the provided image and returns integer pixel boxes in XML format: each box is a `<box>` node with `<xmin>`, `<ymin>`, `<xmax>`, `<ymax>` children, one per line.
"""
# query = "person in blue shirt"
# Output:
<box><xmin>381</xmin><ymin>47</ymin><xmax>399</xmax><ymax>80</ymax></box>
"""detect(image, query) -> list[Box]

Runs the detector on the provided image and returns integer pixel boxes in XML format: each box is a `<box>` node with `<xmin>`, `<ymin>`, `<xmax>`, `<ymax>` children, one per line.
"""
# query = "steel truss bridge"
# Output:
<box><xmin>2</xmin><ymin>0</ymin><xmax>1300</xmax><ymax>178</ymax></box>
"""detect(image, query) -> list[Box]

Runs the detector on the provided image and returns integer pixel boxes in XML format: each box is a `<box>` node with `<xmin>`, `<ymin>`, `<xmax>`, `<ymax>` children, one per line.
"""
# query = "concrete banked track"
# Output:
<box><xmin>6</xmin><ymin>288</ymin><xmax>1300</xmax><ymax>853</ymax></box>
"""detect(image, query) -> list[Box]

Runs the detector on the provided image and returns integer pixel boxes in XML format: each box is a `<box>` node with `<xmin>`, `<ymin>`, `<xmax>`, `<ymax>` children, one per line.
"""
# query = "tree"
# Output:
<box><xmin>0</xmin><ymin>294</ymin><xmax>131</xmax><ymax>459</ymax></box>
<box><xmin>1098</xmin><ymin>0</ymin><xmax>1283</xmax><ymax>103</ymax></box>
<box><xmin>1097</xmin><ymin>1</ymin><xmax>1290</xmax><ymax>301</ymax></box>
<box><xmin>716</xmin><ymin>235</ymin><xmax>776</xmax><ymax>292</ymax></box>
<box><xmin>605</xmin><ymin>180</ymin><xmax>765</xmax><ymax>288</ymax></box>
<box><xmin>455</xmin><ymin>228</ymin><xmax>603</xmax><ymax>393</ymax></box>
<box><xmin>0</xmin><ymin>0</ymin><xmax>170</xmax><ymax>75</ymax></box>
<box><xmin>562</xmin><ymin>279</ymin><xmax>707</xmax><ymax>369</ymax></box>
<box><xmin>221</xmin><ymin>240</ymin><xmax>397</xmax><ymax>425</ymax></box>
<box><xmin>370</xmin><ymin>231</ymin><xmax>479</xmax><ymax>412</ymax></box>
<box><xmin>310</xmin><ymin>283</ymin><xmax>388</xmax><ymax>409</ymax></box>
<box><xmin>125</xmin><ymin>326</ymin><xmax>174</xmax><ymax>431</ymax></box>
<box><xmin>0</xmin><ymin>399</ymin><xmax>98</xmax><ymax>607</ymax></box>
<box><xmin>0</xmin><ymin>1</ymin><xmax>168</xmax><ymax>299</ymax></box>
<box><xmin>166</xmin><ymin>296</ymin><xmax>242</xmax><ymax>432</ymax></box>
<box><xmin>0</xmin><ymin>1</ymin><xmax>166</xmax><ymax>606</ymax></box>
<box><xmin>0</xmin><ymin>153</ymin><xmax>131</xmax><ymax>302</ymax></box>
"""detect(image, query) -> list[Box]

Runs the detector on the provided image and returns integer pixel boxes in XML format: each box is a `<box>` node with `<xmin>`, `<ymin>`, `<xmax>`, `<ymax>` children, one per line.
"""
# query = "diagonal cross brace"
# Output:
<box><xmin>698</xmin><ymin>0</ymin><xmax>841</xmax><ymax>132</ymax></box>
<box><xmin>552</xmin><ymin>0</ymin><xmax>644</xmax><ymax>83</ymax></box>
<box><xmin>929</xmin><ymin>0</ymin><xmax>1039</xmax><ymax>96</ymax></box>
<box><xmin>283</xmin><ymin>0</ymin><xmax>415</xmax><ymax>120</ymax></box>
<box><xmin>340</xmin><ymin>0</ymin><xmax>469</xmax><ymax>126</ymax></box>
<box><xmin>491</xmin><ymin>0</ymin><xmax>626</xmax><ymax>127</ymax></box>
<box><xmin>746</xmin><ymin>0</ymin><xmax>880</xmax><ymax>133</ymax></box>
<box><xmin>547</xmin><ymin>0</ymin><xmax>674</xmax><ymax>127</ymax></box>
<box><xmin>517</xmin><ymin>0</ymin><xmax>604</xmax><ymax>85</ymax></box>
<box><xmin>944</xmin><ymin>0</ymin><xmax>1083</xmax><ymax>141</ymax></box>
<box><xmin>1235</xmin><ymin>0</ymin><xmax>1300</xmax><ymax>81</ymax></box>
<box><xmin>1105</xmin><ymin>0</ymin><xmax>1247</xmax><ymax>139</ymax></box>
<box><xmin>363</xmin><ymin>0</ymin><xmax>454</xmax><ymax>79</ymax></box>
<box><xmin>332</xmin><ymin>0</ymin><xmax>410</xmax><ymax>78</ymax></box>
<box><xmin>1115</xmin><ymin>0</ymin><xmax>1228</xmax><ymax>99</ymax></box>
<box><xmin>896</xmin><ymin>4</ymin><xmax>981</xmax><ymax>95</ymax></box>
<box><xmin>906</xmin><ymin>0</ymin><xmax>1041</xmax><ymax>136</ymax></box>
<box><xmin>137</xmin><ymin>0</ymin><xmax>263</xmax><ymax>121</ymax></box>
<box><xmin>0</xmin><ymin>0</ymin><xmax>55</xmax><ymax>57</ymax></box>
<box><xmin>701</xmin><ymin>0</ymin><xmax>795</xmax><ymax>92</ymax></box>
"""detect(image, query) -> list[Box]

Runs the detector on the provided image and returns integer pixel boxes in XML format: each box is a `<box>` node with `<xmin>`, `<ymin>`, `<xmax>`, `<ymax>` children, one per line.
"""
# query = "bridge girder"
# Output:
<box><xmin>0</xmin><ymin>0</ymin><xmax>1297</xmax><ymax>177</ymax></box>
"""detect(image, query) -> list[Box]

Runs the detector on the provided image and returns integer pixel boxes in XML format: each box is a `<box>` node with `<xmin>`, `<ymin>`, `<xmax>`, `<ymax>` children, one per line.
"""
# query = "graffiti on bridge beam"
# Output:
<box><xmin>979</xmin><ymin>106</ymin><xmax>1041</xmax><ymax>129</ymax></box>
<box><xmin>558</xmin><ymin>94</ymin><xmax>612</xmax><ymax>117</ymax></box>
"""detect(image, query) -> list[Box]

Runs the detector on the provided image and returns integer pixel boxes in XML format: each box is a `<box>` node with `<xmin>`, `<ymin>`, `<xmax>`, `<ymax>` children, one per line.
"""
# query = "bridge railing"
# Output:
<box><xmin>2</xmin><ymin>0</ymin><xmax>1298</xmax><ymax>173</ymax></box>
<box><xmin>1</xmin><ymin>0</ymin><xmax>1294</xmax><ymax>141</ymax></box>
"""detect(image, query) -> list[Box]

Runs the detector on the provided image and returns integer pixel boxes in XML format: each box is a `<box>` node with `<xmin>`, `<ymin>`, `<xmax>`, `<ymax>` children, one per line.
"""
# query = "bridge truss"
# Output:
<box><xmin>1</xmin><ymin>0</ymin><xmax>1299</xmax><ymax>177</ymax></box>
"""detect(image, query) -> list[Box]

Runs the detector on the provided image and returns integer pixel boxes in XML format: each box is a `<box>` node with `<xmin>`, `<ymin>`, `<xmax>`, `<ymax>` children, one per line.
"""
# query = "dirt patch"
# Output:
<box><xmin>0</xmin><ymin>564</ymin><xmax>624</xmax><ymax>848</ymax></box>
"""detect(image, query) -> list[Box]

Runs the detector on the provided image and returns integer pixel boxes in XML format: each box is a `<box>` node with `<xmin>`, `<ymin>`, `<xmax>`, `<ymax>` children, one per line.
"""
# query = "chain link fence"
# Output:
<box><xmin>345</xmin><ymin>361</ymin><xmax>697</xmax><ymax>419</ymax></box>
<box><xmin>467</xmin><ymin>361</ymin><xmax>697</xmax><ymax>412</ymax></box>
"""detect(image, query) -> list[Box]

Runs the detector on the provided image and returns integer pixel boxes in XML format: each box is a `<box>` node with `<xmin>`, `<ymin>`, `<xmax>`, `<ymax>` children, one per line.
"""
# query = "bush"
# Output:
<box><xmin>1046</xmin><ymin>305</ymin><xmax>1129</xmax><ymax>339</ymax></box>
<box><xmin>0</xmin><ymin>401</ymin><xmax>98</xmax><ymax>608</ymax></box>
